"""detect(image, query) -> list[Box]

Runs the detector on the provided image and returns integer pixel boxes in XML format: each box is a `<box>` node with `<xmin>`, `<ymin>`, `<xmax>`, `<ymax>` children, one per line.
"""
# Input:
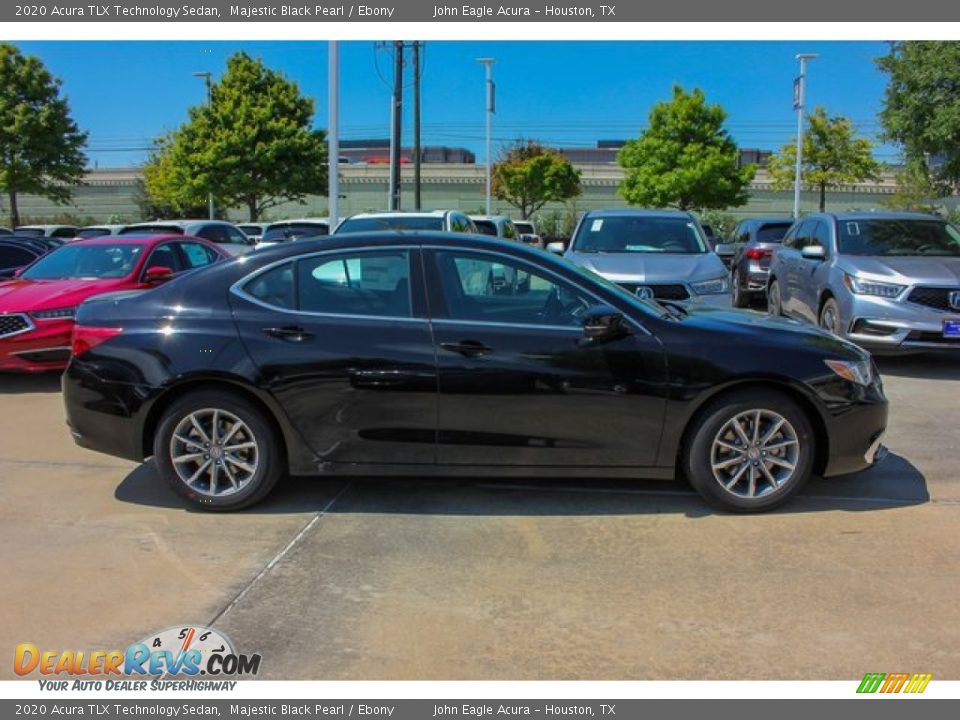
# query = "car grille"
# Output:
<box><xmin>617</xmin><ymin>283</ymin><xmax>690</xmax><ymax>301</ymax></box>
<box><xmin>907</xmin><ymin>286</ymin><xmax>960</xmax><ymax>312</ymax></box>
<box><xmin>0</xmin><ymin>314</ymin><xmax>30</xmax><ymax>338</ymax></box>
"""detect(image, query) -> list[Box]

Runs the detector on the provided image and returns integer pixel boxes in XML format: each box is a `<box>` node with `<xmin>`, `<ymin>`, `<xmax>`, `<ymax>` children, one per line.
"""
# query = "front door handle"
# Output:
<box><xmin>262</xmin><ymin>325</ymin><xmax>313</xmax><ymax>342</ymax></box>
<box><xmin>439</xmin><ymin>340</ymin><xmax>494</xmax><ymax>358</ymax></box>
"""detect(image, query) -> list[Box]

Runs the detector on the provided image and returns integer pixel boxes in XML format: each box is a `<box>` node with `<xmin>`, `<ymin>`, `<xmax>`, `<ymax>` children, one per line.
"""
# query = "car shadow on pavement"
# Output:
<box><xmin>0</xmin><ymin>372</ymin><xmax>62</xmax><ymax>394</ymax></box>
<box><xmin>876</xmin><ymin>353</ymin><xmax>960</xmax><ymax>381</ymax></box>
<box><xmin>115</xmin><ymin>451</ymin><xmax>928</xmax><ymax>518</ymax></box>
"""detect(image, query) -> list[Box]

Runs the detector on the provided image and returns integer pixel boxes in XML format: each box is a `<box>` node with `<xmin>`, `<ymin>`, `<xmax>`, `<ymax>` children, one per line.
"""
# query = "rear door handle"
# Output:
<box><xmin>439</xmin><ymin>340</ymin><xmax>494</xmax><ymax>357</ymax></box>
<box><xmin>262</xmin><ymin>325</ymin><xmax>313</xmax><ymax>342</ymax></box>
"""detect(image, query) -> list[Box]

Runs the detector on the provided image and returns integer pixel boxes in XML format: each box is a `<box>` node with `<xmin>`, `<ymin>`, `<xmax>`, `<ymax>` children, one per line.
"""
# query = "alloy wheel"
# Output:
<box><xmin>169</xmin><ymin>408</ymin><xmax>260</xmax><ymax>497</ymax></box>
<box><xmin>709</xmin><ymin>409</ymin><xmax>800</xmax><ymax>499</ymax></box>
<box><xmin>820</xmin><ymin>301</ymin><xmax>840</xmax><ymax>335</ymax></box>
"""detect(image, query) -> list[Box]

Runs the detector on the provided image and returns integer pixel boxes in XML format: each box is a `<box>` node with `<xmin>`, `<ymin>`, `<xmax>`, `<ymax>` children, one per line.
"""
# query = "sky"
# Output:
<box><xmin>11</xmin><ymin>40</ymin><xmax>896</xmax><ymax>168</ymax></box>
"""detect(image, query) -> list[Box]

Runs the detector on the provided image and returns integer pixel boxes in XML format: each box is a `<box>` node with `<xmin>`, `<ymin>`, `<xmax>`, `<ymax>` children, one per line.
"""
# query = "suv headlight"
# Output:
<box><xmin>843</xmin><ymin>274</ymin><xmax>905</xmax><ymax>298</ymax></box>
<box><xmin>31</xmin><ymin>306</ymin><xmax>77</xmax><ymax>320</ymax></box>
<box><xmin>825</xmin><ymin>358</ymin><xmax>873</xmax><ymax>386</ymax></box>
<box><xmin>690</xmin><ymin>276</ymin><xmax>730</xmax><ymax>295</ymax></box>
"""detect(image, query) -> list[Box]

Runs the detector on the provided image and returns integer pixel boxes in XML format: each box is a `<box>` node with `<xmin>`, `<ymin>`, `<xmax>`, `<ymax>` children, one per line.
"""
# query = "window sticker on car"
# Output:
<box><xmin>590</xmin><ymin>219</ymin><xmax>603</xmax><ymax>232</ymax></box>
<box><xmin>846</xmin><ymin>222</ymin><xmax>861</xmax><ymax>236</ymax></box>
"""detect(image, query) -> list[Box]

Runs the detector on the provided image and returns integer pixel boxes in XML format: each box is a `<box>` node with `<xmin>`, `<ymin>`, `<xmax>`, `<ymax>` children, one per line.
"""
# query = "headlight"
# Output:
<box><xmin>843</xmin><ymin>274</ymin><xmax>905</xmax><ymax>298</ymax></box>
<box><xmin>690</xmin><ymin>276</ymin><xmax>730</xmax><ymax>295</ymax></box>
<box><xmin>31</xmin><ymin>307</ymin><xmax>77</xmax><ymax>320</ymax></box>
<box><xmin>825</xmin><ymin>358</ymin><xmax>873</xmax><ymax>386</ymax></box>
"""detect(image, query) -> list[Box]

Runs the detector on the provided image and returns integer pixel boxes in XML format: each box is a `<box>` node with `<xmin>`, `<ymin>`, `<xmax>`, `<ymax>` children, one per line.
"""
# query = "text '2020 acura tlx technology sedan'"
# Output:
<box><xmin>63</xmin><ymin>232</ymin><xmax>888</xmax><ymax>513</ymax></box>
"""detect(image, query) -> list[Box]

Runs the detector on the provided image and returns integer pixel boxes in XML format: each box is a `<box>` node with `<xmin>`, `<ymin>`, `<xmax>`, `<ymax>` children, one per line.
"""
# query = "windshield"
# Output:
<box><xmin>237</xmin><ymin>225</ymin><xmax>262</xmax><ymax>236</ymax></box>
<box><xmin>21</xmin><ymin>244</ymin><xmax>144</xmax><ymax>280</ymax></box>
<box><xmin>336</xmin><ymin>216</ymin><xmax>444</xmax><ymax>233</ymax></box>
<box><xmin>14</xmin><ymin>228</ymin><xmax>45</xmax><ymax>237</ymax></box>
<box><xmin>755</xmin><ymin>223</ymin><xmax>792</xmax><ymax>243</ymax></box>
<box><xmin>118</xmin><ymin>225</ymin><xmax>183</xmax><ymax>235</ymax></box>
<box><xmin>473</xmin><ymin>220</ymin><xmax>498</xmax><ymax>237</ymax></box>
<box><xmin>262</xmin><ymin>223</ymin><xmax>329</xmax><ymax>242</ymax></box>
<box><xmin>837</xmin><ymin>219</ymin><xmax>960</xmax><ymax>256</ymax></box>
<box><xmin>572</xmin><ymin>215</ymin><xmax>708</xmax><ymax>254</ymax></box>
<box><xmin>76</xmin><ymin>228</ymin><xmax>112</xmax><ymax>239</ymax></box>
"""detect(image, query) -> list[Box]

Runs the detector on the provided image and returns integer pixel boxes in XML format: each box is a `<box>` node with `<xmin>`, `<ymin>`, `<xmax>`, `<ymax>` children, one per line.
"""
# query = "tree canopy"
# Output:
<box><xmin>143</xmin><ymin>52</ymin><xmax>328</xmax><ymax>221</ymax></box>
<box><xmin>491</xmin><ymin>140</ymin><xmax>582</xmax><ymax>219</ymax></box>
<box><xmin>617</xmin><ymin>86</ymin><xmax>754</xmax><ymax>211</ymax></box>
<box><xmin>0</xmin><ymin>43</ymin><xmax>88</xmax><ymax>228</ymax></box>
<box><xmin>767</xmin><ymin>106</ymin><xmax>881</xmax><ymax>212</ymax></box>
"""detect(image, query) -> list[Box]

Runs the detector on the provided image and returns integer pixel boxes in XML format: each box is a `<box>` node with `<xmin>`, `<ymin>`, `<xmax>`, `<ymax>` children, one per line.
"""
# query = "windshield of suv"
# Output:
<box><xmin>336</xmin><ymin>216</ymin><xmax>444</xmax><ymax>234</ymax></box>
<box><xmin>572</xmin><ymin>216</ymin><xmax>708</xmax><ymax>254</ymax></box>
<box><xmin>263</xmin><ymin>223</ymin><xmax>329</xmax><ymax>242</ymax></box>
<box><xmin>755</xmin><ymin>222</ymin><xmax>792</xmax><ymax>243</ymax></box>
<box><xmin>837</xmin><ymin>219</ymin><xmax>960</xmax><ymax>256</ymax></box>
<box><xmin>118</xmin><ymin>225</ymin><xmax>184</xmax><ymax>235</ymax></box>
<box><xmin>22</xmin><ymin>244</ymin><xmax>143</xmax><ymax>280</ymax></box>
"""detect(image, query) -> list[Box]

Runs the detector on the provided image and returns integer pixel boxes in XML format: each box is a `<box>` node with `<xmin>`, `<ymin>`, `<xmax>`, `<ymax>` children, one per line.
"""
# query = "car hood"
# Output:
<box><xmin>566</xmin><ymin>251</ymin><xmax>727</xmax><ymax>284</ymax></box>
<box><xmin>0</xmin><ymin>278</ymin><xmax>133</xmax><ymax>313</ymax></box>
<box><xmin>837</xmin><ymin>255</ymin><xmax>960</xmax><ymax>285</ymax></box>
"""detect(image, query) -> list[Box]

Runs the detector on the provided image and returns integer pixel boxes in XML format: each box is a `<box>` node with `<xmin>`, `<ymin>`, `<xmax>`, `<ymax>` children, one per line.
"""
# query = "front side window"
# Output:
<box><xmin>836</xmin><ymin>219</ymin><xmax>960</xmax><ymax>257</ymax></box>
<box><xmin>143</xmin><ymin>243</ymin><xmax>185</xmax><ymax>275</ymax></box>
<box><xmin>572</xmin><ymin>215</ymin><xmax>708</xmax><ymax>254</ymax></box>
<box><xmin>435</xmin><ymin>251</ymin><xmax>591</xmax><ymax>327</ymax></box>
<box><xmin>21</xmin><ymin>244</ymin><xmax>144</xmax><ymax>280</ymax></box>
<box><xmin>298</xmin><ymin>251</ymin><xmax>411</xmax><ymax>317</ymax></box>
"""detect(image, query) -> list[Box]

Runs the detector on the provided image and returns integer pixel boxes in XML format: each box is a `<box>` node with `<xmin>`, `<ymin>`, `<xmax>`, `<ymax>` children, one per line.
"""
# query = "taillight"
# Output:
<box><xmin>71</xmin><ymin>326</ymin><xmax>123</xmax><ymax>357</ymax></box>
<box><xmin>744</xmin><ymin>247</ymin><xmax>772</xmax><ymax>260</ymax></box>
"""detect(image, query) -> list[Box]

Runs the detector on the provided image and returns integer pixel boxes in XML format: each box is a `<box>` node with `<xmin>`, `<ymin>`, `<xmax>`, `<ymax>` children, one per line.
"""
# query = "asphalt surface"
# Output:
<box><xmin>1</xmin><ymin>353</ymin><xmax>959</xmax><ymax>680</ymax></box>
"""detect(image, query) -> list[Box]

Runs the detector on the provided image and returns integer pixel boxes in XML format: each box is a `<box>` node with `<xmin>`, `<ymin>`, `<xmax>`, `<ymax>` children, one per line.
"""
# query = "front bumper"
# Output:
<box><xmin>820</xmin><ymin>382</ymin><xmax>889</xmax><ymax>477</ymax></box>
<box><xmin>840</xmin><ymin>293</ymin><xmax>960</xmax><ymax>352</ymax></box>
<box><xmin>0</xmin><ymin>319</ymin><xmax>73</xmax><ymax>372</ymax></box>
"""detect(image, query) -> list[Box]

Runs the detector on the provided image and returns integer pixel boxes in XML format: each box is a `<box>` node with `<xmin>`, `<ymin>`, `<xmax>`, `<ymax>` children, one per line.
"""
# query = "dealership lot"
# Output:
<box><xmin>2</xmin><ymin>353</ymin><xmax>959</xmax><ymax>680</ymax></box>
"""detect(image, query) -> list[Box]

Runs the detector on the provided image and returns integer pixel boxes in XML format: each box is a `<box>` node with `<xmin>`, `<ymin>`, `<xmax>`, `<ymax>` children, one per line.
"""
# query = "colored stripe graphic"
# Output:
<box><xmin>857</xmin><ymin>672</ymin><xmax>932</xmax><ymax>694</ymax></box>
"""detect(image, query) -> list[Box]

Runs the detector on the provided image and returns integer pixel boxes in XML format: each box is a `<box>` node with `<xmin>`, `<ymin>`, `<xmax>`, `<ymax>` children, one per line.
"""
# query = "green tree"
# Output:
<box><xmin>618</xmin><ymin>86</ymin><xmax>754</xmax><ymax>211</ymax></box>
<box><xmin>142</xmin><ymin>52</ymin><xmax>327</xmax><ymax>221</ymax></box>
<box><xmin>883</xmin><ymin>156</ymin><xmax>941</xmax><ymax>213</ymax></box>
<box><xmin>767</xmin><ymin>107</ymin><xmax>881</xmax><ymax>212</ymax></box>
<box><xmin>877</xmin><ymin>41</ymin><xmax>960</xmax><ymax>194</ymax></box>
<box><xmin>492</xmin><ymin>140</ymin><xmax>581</xmax><ymax>219</ymax></box>
<box><xmin>0</xmin><ymin>43</ymin><xmax>88</xmax><ymax>228</ymax></box>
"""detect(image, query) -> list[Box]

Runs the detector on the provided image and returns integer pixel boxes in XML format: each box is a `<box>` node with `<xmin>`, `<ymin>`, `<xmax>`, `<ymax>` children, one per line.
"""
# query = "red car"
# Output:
<box><xmin>0</xmin><ymin>234</ymin><xmax>229</xmax><ymax>372</ymax></box>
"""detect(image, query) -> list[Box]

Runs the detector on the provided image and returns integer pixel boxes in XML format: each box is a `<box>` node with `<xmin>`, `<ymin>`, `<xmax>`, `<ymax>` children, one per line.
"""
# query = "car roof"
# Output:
<box><xmin>822</xmin><ymin>211</ymin><xmax>944</xmax><ymax>222</ymax></box>
<box><xmin>345</xmin><ymin>210</ymin><xmax>450</xmax><ymax>219</ymax></box>
<box><xmin>469</xmin><ymin>215</ymin><xmax>512</xmax><ymax>222</ymax></box>
<box><xmin>266</xmin><ymin>218</ymin><xmax>330</xmax><ymax>225</ymax></box>
<box><xmin>742</xmin><ymin>216</ymin><xmax>795</xmax><ymax>224</ymax></box>
<box><xmin>584</xmin><ymin>208</ymin><xmax>694</xmax><ymax>219</ymax></box>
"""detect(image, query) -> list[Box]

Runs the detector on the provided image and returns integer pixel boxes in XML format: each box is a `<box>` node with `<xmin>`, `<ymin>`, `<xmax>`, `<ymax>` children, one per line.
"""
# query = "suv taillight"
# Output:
<box><xmin>71</xmin><ymin>326</ymin><xmax>123</xmax><ymax>357</ymax></box>
<box><xmin>744</xmin><ymin>247</ymin><xmax>772</xmax><ymax>260</ymax></box>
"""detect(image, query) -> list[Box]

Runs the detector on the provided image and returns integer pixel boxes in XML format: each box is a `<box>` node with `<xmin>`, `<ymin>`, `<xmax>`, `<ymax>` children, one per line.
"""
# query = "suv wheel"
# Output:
<box><xmin>819</xmin><ymin>297</ymin><xmax>842</xmax><ymax>336</ymax></box>
<box><xmin>154</xmin><ymin>390</ymin><xmax>284</xmax><ymax>511</ymax></box>
<box><xmin>683</xmin><ymin>389</ymin><xmax>815</xmax><ymax>512</ymax></box>
<box><xmin>767</xmin><ymin>279</ymin><xmax>783</xmax><ymax>317</ymax></box>
<box><xmin>732</xmin><ymin>269</ymin><xmax>749</xmax><ymax>308</ymax></box>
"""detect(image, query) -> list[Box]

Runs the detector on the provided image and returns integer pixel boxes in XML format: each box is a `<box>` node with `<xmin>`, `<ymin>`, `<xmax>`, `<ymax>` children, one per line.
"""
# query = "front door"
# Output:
<box><xmin>230</xmin><ymin>247</ymin><xmax>437</xmax><ymax>466</ymax></box>
<box><xmin>424</xmin><ymin>248</ymin><xmax>667</xmax><ymax>468</ymax></box>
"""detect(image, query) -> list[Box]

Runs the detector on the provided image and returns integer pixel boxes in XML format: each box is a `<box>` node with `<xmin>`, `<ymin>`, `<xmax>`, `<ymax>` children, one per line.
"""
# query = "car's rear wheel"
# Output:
<box><xmin>819</xmin><ymin>297</ymin><xmax>842</xmax><ymax>336</ymax></box>
<box><xmin>767</xmin><ymin>279</ymin><xmax>783</xmax><ymax>317</ymax></box>
<box><xmin>683</xmin><ymin>389</ymin><xmax>815</xmax><ymax>512</ymax></box>
<box><xmin>731</xmin><ymin>269</ymin><xmax>749</xmax><ymax>308</ymax></box>
<box><xmin>154</xmin><ymin>391</ymin><xmax>284</xmax><ymax>511</ymax></box>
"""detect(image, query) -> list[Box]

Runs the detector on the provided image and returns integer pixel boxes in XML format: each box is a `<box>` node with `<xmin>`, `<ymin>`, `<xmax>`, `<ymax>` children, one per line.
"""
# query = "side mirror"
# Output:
<box><xmin>581</xmin><ymin>304</ymin><xmax>629</xmax><ymax>343</ymax></box>
<box><xmin>713</xmin><ymin>242</ymin><xmax>735</xmax><ymax>257</ymax></box>
<box><xmin>546</xmin><ymin>241</ymin><xmax>565</xmax><ymax>255</ymax></box>
<box><xmin>143</xmin><ymin>265</ymin><xmax>174</xmax><ymax>284</ymax></box>
<box><xmin>801</xmin><ymin>245</ymin><xmax>826</xmax><ymax>261</ymax></box>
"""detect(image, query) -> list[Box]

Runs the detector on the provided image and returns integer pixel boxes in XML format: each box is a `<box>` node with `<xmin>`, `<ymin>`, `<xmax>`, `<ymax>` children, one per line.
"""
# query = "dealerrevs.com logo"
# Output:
<box><xmin>14</xmin><ymin>625</ymin><xmax>261</xmax><ymax>685</ymax></box>
<box><xmin>857</xmin><ymin>672</ymin><xmax>933</xmax><ymax>694</ymax></box>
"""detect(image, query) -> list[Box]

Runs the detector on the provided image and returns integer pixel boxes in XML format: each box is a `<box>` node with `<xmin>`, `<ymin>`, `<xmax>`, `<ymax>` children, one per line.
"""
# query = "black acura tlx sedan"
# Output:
<box><xmin>62</xmin><ymin>232</ymin><xmax>888</xmax><ymax>513</ymax></box>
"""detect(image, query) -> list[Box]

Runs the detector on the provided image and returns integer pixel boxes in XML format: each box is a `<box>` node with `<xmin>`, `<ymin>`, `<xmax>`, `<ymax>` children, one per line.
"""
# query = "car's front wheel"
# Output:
<box><xmin>767</xmin><ymin>279</ymin><xmax>783</xmax><ymax>317</ymax></box>
<box><xmin>732</xmin><ymin>269</ymin><xmax>749</xmax><ymax>308</ymax></box>
<box><xmin>153</xmin><ymin>390</ymin><xmax>284</xmax><ymax>511</ymax></box>
<box><xmin>819</xmin><ymin>297</ymin><xmax>842</xmax><ymax>336</ymax></box>
<box><xmin>683</xmin><ymin>389</ymin><xmax>815</xmax><ymax>512</ymax></box>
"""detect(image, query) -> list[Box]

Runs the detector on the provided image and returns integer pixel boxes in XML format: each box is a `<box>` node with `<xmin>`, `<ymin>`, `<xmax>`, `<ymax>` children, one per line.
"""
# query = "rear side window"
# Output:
<box><xmin>297</xmin><ymin>251</ymin><xmax>411</xmax><ymax>318</ymax></box>
<box><xmin>196</xmin><ymin>225</ymin><xmax>230</xmax><ymax>245</ymax></box>
<box><xmin>180</xmin><ymin>242</ymin><xmax>220</xmax><ymax>269</ymax></box>
<box><xmin>473</xmin><ymin>220</ymin><xmax>497</xmax><ymax>236</ymax></box>
<box><xmin>756</xmin><ymin>223</ymin><xmax>792</xmax><ymax>243</ymax></box>
<box><xmin>245</xmin><ymin>263</ymin><xmax>295</xmax><ymax>309</ymax></box>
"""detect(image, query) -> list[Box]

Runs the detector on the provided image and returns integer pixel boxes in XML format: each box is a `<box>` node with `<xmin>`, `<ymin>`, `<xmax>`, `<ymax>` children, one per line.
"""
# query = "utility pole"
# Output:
<box><xmin>413</xmin><ymin>42</ymin><xmax>422</xmax><ymax>210</ymax></box>
<box><xmin>793</xmin><ymin>53</ymin><xmax>817</xmax><ymax>219</ymax></box>
<box><xmin>476</xmin><ymin>57</ymin><xmax>496</xmax><ymax>215</ymax></box>
<box><xmin>328</xmin><ymin>41</ymin><xmax>340</xmax><ymax>229</ymax></box>
<box><xmin>390</xmin><ymin>41</ymin><xmax>404</xmax><ymax>211</ymax></box>
<box><xmin>193</xmin><ymin>71</ymin><xmax>215</xmax><ymax>220</ymax></box>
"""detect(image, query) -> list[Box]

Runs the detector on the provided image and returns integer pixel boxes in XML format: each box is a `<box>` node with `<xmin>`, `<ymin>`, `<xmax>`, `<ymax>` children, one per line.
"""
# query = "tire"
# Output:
<box><xmin>153</xmin><ymin>390</ymin><xmax>285</xmax><ymax>511</ymax></box>
<box><xmin>682</xmin><ymin>388</ymin><xmax>815</xmax><ymax>513</ymax></box>
<box><xmin>732</xmin><ymin>269</ymin><xmax>749</xmax><ymax>308</ymax></box>
<box><xmin>819</xmin><ymin>297</ymin><xmax>842</xmax><ymax>336</ymax></box>
<box><xmin>767</xmin><ymin>279</ymin><xmax>783</xmax><ymax>317</ymax></box>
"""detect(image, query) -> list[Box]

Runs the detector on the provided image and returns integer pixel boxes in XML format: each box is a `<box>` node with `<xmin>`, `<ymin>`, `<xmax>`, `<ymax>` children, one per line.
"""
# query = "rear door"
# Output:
<box><xmin>230</xmin><ymin>246</ymin><xmax>438</xmax><ymax>466</ymax></box>
<box><xmin>425</xmin><ymin>247</ymin><xmax>667</xmax><ymax>468</ymax></box>
<box><xmin>794</xmin><ymin>220</ymin><xmax>832</xmax><ymax>323</ymax></box>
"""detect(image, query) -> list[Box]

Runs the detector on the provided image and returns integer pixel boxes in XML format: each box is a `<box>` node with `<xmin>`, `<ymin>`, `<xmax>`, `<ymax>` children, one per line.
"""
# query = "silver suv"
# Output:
<box><xmin>767</xmin><ymin>211</ymin><xmax>960</xmax><ymax>353</ymax></box>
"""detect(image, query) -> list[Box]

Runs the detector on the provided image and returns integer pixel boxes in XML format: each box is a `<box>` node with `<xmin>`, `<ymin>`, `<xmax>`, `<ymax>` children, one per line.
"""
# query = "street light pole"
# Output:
<box><xmin>328</xmin><ymin>41</ymin><xmax>340</xmax><ymax>229</ymax></box>
<box><xmin>477</xmin><ymin>57</ymin><xmax>496</xmax><ymax>215</ymax></box>
<box><xmin>792</xmin><ymin>53</ymin><xmax>817</xmax><ymax>219</ymax></box>
<box><xmin>193</xmin><ymin>71</ymin><xmax>215</xmax><ymax>220</ymax></box>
